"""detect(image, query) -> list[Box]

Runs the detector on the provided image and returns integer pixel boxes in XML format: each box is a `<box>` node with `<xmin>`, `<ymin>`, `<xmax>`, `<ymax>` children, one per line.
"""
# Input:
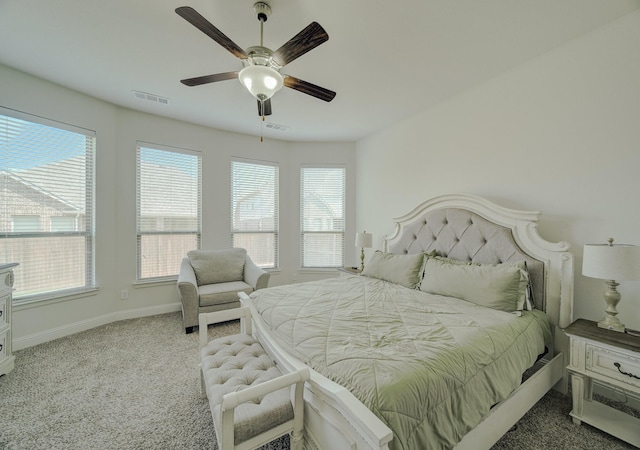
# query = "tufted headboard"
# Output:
<box><xmin>383</xmin><ymin>194</ymin><xmax>574</xmax><ymax>328</ymax></box>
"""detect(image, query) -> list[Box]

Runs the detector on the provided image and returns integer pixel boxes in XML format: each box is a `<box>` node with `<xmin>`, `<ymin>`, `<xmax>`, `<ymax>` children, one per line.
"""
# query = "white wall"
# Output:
<box><xmin>0</xmin><ymin>64</ymin><xmax>356</xmax><ymax>349</ymax></box>
<box><xmin>356</xmin><ymin>12</ymin><xmax>640</xmax><ymax>329</ymax></box>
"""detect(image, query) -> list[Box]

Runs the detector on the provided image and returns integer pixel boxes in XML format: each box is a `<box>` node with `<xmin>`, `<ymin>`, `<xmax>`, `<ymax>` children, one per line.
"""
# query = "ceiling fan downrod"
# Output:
<box><xmin>254</xmin><ymin>2</ymin><xmax>271</xmax><ymax>47</ymax></box>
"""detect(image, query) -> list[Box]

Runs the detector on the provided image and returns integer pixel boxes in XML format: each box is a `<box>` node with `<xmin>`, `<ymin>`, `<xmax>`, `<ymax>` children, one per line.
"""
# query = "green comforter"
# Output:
<box><xmin>251</xmin><ymin>275</ymin><xmax>552</xmax><ymax>450</ymax></box>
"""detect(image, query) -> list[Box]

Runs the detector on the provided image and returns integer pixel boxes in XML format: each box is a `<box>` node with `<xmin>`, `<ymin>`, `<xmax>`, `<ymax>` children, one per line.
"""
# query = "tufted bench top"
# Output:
<box><xmin>201</xmin><ymin>333</ymin><xmax>294</xmax><ymax>446</ymax></box>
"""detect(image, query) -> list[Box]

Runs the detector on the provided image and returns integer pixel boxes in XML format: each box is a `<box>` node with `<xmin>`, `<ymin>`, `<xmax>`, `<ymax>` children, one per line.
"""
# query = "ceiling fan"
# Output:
<box><xmin>176</xmin><ymin>2</ymin><xmax>336</xmax><ymax>118</ymax></box>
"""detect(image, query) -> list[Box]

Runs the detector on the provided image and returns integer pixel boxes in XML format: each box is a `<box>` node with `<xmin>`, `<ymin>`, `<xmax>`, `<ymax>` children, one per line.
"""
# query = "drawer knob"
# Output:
<box><xmin>614</xmin><ymin>362</ymin><xmax>640</xmax><ymax>380</ymax></box>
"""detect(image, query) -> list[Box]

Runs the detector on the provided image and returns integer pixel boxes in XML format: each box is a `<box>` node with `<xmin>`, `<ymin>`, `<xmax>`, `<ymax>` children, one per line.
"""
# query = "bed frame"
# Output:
<box><xmin>241</xmin><ymin>193</ymin><xmax>574</xmax><ymax>450</ymax></box>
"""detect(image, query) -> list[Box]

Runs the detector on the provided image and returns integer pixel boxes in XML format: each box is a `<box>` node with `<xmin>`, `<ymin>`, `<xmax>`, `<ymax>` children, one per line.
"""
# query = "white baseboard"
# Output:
<box><xmin>13</xmin><ymin>302</ymin><xmax>181</xmax><ymax>351</ymax></box>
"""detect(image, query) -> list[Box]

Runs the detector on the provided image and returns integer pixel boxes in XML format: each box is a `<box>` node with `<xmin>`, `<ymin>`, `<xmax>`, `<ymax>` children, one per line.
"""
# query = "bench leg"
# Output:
<box><xmin>290</xmin><ymin>428</ymin><xmax>304</xmax><ymax>450</ymax></box>
<box><xmin>185</xmin><ymin>326</ymin><xmax>194</xmax><ymax>334</ymax></box>
<box><xmin>199</xmin><ymin>365</ymin><xmax>207</xmax><ymax>399</ymax></box>
<box><xmin>291</xmin><ymin>378</ymin><xmax>306</xmax><ymax>450</ymax></box>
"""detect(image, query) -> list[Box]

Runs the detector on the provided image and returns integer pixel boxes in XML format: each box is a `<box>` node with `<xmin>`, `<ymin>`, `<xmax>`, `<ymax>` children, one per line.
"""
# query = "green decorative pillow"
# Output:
<box><xmin>362</xmin><ymin>251</ymin><xmax>426</xmax><ymax>289</ymax></box>
<box><xmin>187</xmin><ymin>248</ymin><xmax>246</xmax><ymax>285</ymax></box>
<box><xmin>420</xmin><ymin>256</ymin><xmax>529</xmax><ymax>313</ymax></box>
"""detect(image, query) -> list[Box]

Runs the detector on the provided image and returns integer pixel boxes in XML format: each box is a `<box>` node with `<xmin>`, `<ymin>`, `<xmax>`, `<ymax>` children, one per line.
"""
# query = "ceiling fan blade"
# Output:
<box><xmin>180</xmin><ymin>72</ymin><xmax>239</xmax><ymax>87</ymax></box>
<box><xmin>283</xmin><ymin>76</ymin><xmax>336</xmax><ymax>102</ymax></box>
<box><xmin>272</xmin><ymin>22</ymin><xmax>328</xmax><ymax>67</ymax></box>
<box><xmin>176</xmin><ymin>6</ymin><xmax>248</xmax><ymax>60</ymax></box>
<box><xmin>257</xmin><ymin>99</ymin><xmax>272</xmax><ymax>116</ymax></box>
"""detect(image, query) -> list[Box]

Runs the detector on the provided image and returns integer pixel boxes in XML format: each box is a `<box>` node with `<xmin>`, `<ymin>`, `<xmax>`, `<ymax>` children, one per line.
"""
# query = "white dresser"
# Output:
<box><xmin>0</xmin><ymin>263</ymin><xmax>18</xmax><ymax>377</ymax></box>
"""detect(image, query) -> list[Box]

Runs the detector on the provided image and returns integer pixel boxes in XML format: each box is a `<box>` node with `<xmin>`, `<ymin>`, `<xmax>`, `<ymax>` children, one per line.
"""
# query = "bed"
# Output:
<box><xmin>239</xmin><ymin>193</ymin><xmax>574</xmax><ymax>450</ymax></box>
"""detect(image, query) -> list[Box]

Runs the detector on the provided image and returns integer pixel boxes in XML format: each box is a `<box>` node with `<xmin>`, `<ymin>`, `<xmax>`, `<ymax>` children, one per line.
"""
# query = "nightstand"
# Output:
<box><xmin>565</xmin><ymin>319</ymin><xmax>640</xmax><ymax>447</ymax></box>
<box><xmin>337</xmin><ymin>267</ymin><xmax>362</xmax><ymax>276</ymax></box>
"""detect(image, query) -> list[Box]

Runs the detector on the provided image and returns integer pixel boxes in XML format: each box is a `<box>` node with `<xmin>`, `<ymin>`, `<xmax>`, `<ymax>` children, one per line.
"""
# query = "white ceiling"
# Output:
<box><xmin>1</xmin><ymin>0</ymin><xmax>639</xmax><ymax>142</ymax></box>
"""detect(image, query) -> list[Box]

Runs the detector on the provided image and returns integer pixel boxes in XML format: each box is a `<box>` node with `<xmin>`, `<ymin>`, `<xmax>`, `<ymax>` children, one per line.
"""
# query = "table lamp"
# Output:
<box><xmin>355</xmin><ymin>231</ymin><xmax>372</xmax><ymax>271</ymax></box>
<box><xmin>582</xmin><ymin>238</ymin><xmax>640</xmax><ymax>332</ymax></box>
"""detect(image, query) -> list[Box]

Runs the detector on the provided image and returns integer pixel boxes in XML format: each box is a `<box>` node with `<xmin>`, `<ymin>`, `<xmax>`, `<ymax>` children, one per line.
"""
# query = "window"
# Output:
<box><xmin>231</xmin><ymin>159</ymin><xmax>278</xmax><ymax>269</ymax></box>
<box><xmin>136</xmin><ymin>143</ymin><xmax>201</xmax><ymax>281</ymax></box>
<box><xmin>0</xmin><ymin>107</ymin><xmax>96</xmax><ymax>302</ymax></box>
<box><xmin>301</xmin><ymin>166</ymin><xmax>345</xmax><ymax>268</ymax></box>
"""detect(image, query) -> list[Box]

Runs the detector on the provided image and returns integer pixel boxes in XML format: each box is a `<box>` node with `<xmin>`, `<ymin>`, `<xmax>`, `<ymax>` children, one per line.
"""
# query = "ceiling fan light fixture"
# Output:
<box><xmin>239</xmin><ymin>65</ymin><xmax>283</xmax><ymax>101</ymax></box>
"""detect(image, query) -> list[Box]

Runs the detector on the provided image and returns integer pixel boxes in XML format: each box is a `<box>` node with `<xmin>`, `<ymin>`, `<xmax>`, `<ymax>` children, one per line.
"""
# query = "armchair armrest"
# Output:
<box><xmin>221</xmin><ymin>367</ymin><xmax>310</xmax><ymax>411</ymax></box>
<box><xmin>177</xmin><ymin>257</ymin><xmax>199</xmax><ymax>332</ymax></box>
<box><xmin>244</xmin><ymin>255</ymin><xmax>270</xmax><ymax>290</ymax></box>
<box><xmin>220</xmin><ymin>367</ymin><xmax>310</xmax><ymax>449</ymax></box>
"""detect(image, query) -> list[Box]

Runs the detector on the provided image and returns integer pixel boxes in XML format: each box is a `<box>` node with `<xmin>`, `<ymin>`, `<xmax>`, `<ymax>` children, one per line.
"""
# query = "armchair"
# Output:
<box><xmin>177</xmin><ymin>248</ymin><xmax>270</xmax><ymax>333</ymax></box>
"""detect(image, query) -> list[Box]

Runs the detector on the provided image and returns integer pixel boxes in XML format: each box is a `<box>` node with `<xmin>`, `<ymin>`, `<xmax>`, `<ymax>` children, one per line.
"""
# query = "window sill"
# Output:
<box><xmin>298</xmin><ymin>268</ymin><xmax>342</xmax><ymax>273</ymax></box>
<box><xmin>132</xmin><ymin>278</ymin><xmax>177</xmax><ymax>288</ymax></box>
<box><xmin>13</xmin><ymin>287</ymin><xmax>99</xmax><ymax>311</ymax></box>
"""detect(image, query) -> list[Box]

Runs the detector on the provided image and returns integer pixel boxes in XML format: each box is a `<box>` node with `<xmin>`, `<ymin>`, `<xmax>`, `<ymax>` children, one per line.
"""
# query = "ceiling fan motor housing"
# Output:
<box><xmin>244</xmin><ymin>46</ymin><xmax>282</xmax><ymax>70</ymax></box>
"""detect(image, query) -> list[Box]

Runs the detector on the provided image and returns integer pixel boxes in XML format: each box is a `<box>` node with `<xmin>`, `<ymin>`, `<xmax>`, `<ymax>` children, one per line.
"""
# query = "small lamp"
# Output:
<box><xmin>582</xmin><ymin>238</ymin><xmax>640</xmax><ymax>332</ymax></box>
<box><xmin>355</xmin><ymin>231</ymin><xmax>372</xmax><ymax>271</ymax></box>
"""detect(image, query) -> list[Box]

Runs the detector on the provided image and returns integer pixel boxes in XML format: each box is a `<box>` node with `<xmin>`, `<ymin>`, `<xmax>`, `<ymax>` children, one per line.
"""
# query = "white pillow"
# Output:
<box><xmin>420</xmin><ymin>256</ymin><xmax>529</xmax><ymax>313</ymax></box>
<box><xmin>362</xmin><ymin>251</ymin><xmax>425</xmax><ymax>289</ymax></box>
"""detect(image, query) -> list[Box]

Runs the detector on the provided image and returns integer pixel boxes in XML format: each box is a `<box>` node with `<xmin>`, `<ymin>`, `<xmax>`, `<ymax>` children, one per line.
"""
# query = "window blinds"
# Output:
<box><xmin>136</xmin><ymin>143</ymin><xmax>201</xmax><ymax>281</ymax></box>
<box><xmin>0</xmin><ymin>107</ymin><xmax>96</xmax><ymax>301</ymax></box>
<box><xmin>231</xmin><ymin>159</ymin><xmax>279</xmax><ymax>269</ymax></box>
<box><xmin>300</xmin><ymin>166</ymin><xmax>345</xmax><ymax>268</ymax></box>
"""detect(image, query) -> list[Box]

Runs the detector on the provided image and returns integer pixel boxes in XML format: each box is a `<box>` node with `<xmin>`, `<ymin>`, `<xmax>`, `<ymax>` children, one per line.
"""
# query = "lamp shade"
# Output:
<box><xmin>355</xmin><ymin>232</ymin><xmax>372</xmax><ymax>248</ymax></box>
<box><xmin>238</xmin><ymin>65</ymin><xmax>283</xmax><ymax>101</ymax></box>
<box><xmin>582</xmin><ymin>242</ymin><xmax>640</xmax><ymax>281</ymax></box>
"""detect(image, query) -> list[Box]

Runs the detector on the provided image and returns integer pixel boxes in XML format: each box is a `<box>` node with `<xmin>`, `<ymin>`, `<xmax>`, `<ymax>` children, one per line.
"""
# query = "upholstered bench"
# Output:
<box><xmin>198</xmin><ymin>309</ymin><xmax>309</xmax><ymax>450</ymax></box>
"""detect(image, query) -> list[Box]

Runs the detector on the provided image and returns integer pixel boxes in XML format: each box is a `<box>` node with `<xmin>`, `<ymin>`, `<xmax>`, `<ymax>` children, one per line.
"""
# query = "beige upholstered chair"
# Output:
<box><xmin>177</xmin><ymin>248</ymin><xmax>270</xmax><ymax>333</ymax></box>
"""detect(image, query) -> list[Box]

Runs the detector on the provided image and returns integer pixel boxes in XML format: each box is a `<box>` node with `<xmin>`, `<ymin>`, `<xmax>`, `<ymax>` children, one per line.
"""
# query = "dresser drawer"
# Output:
<box><xmin>0</xmin><ymin>294</ymin><xmax>8</xmax><ymax>326</ymax></box>
<box><xmin>1</xmin><ymin>268</ymin><xmax>14</xmax><ymax>292</ymax></box>
<box><xmin>586</xmin><ymin>343</ymin><xmax>640</xmax><ymax>389</ymax></box>
<box><xmin>0</xmin><ymin>331</ymin><xmax>6</xmax><ymax>359</ymax></box>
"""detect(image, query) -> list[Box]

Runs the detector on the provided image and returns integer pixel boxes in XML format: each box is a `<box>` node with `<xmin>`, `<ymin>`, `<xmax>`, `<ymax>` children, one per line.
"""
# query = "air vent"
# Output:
<box><xmin>265</xmin><ymin>122</ymin><xmax>289</xmax><ymax>132</ymax></box>
<box><xmin>132</xmin><ymin>90</ymin><xmax>170</xmax><ymax>105</ymax></box>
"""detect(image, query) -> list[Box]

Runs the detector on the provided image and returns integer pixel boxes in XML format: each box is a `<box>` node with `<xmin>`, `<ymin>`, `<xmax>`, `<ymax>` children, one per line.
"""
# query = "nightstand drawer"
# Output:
<box><xmin>587</xmin><ymin>344</ymin><xmax>640</xmax><ymax>389</ymax></box>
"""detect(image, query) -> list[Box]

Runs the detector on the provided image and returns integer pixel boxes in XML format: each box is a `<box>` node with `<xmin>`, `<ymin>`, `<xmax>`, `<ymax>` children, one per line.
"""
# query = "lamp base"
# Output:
<box><xmin>597</xmin><ymin>319</ymin><xmax>625</xmax><ymax>333</ymax></box>
<box><xmin>598</xmin><ymin>279</ymin><xmax>625</xmax><ymax>332</ymax></box>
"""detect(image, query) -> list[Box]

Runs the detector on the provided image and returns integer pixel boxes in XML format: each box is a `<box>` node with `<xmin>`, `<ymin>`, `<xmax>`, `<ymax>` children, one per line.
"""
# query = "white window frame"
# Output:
<box><xmin>0</xmin><ymin>106</ymin><xmax>96</xmax><ymax>303</ymax></box>
<box><xmin>230</xmin><ymin>158</ymin><xmax>279</xmax><ymax>269</ymax></box>
<box><xmin>136</xmin><ymin>142</ymin><xmax>202</xmax><ymax>282</ymax></box>
<box><xmin>300</xmin><ymin>165</ymin><xmax>346</xmax><ymax>269</ymax></box>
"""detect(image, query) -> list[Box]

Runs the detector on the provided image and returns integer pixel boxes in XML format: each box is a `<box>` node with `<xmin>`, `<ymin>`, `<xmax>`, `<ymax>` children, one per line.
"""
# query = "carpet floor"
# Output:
<box><xmin>0</xmin><ymin>312</ymin><xmax>637</xmax><ymax>450</ymax></box>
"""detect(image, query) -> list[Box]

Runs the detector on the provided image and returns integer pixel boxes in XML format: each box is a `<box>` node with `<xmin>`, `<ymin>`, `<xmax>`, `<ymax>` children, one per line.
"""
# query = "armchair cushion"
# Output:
<box><xmin>187</xmin><ymin>248</ymin><xmax>246</xmax><ymax>285</ymax></box>
<box><xmin>199</xmin><ymin>281</ymin><xmax>254</xmax><ymax>307</ymax></box>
